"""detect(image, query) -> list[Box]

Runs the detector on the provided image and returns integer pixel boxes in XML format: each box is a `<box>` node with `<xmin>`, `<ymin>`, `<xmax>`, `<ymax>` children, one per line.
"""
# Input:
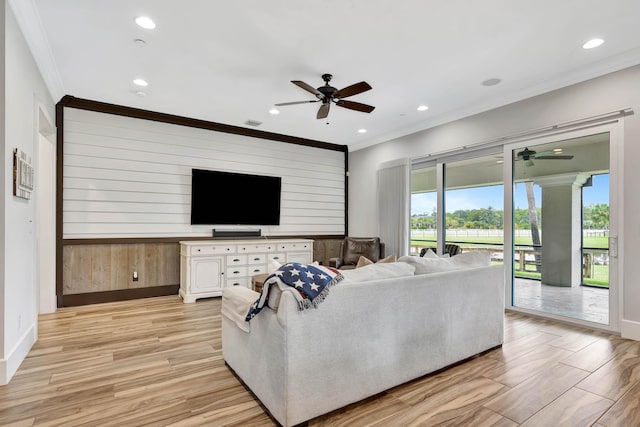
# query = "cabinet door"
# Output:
<box><xmin>191</xmin><ymin>256</ymin><xmax>224</xmax><ymax>293</ymax></box>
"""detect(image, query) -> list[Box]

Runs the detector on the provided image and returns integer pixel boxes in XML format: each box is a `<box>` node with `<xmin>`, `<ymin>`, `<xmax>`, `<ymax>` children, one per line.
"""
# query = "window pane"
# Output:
<box><xmin>444</xmin><ymin>156</ymin><xmax>504</xmax><ymax>261</ymax></box>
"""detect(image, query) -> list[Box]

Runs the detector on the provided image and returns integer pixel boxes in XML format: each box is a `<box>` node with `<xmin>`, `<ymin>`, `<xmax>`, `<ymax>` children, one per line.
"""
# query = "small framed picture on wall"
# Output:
<box><xmin>13</xmin><ymin>148</ymin><xmax>34</xmax><ymax>200</ymax></box>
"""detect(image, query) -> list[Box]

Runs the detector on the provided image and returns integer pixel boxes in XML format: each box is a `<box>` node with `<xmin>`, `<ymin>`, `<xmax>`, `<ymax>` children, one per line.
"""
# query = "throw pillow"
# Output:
<box><xmin>356</xmin><ymin>256</ymin><xmax>374</xmax><ymax>268</ymax></box>
<box><xmin>355</xmin><ymin>254</ymin><xmax>397</xmax><ymax>268</ymax></box>
<box><xmin>421</xmin><ymin>249</ymin><xmax>438</xmax><ymax>258</ymax></box>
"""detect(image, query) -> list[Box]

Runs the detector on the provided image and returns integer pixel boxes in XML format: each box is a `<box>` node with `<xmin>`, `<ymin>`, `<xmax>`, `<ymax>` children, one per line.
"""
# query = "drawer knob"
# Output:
<box><xmin>253</xmin><ymin>269</ymin><xmax>260</xmax><ymax>272</ymax></box>
<box><xmin>233</xmin><ymin>271</ymin><xmax>240</xmax><ymax>274</ymax></box>
<box><xmin>233</xmin><ymin>258</ymin><xmax>240</xmax><ymax>262</ymax></box>
<box><xmin>254</xmin><ymin>257</ymin><xmax>260</xmax><ymax>261</ymax></box>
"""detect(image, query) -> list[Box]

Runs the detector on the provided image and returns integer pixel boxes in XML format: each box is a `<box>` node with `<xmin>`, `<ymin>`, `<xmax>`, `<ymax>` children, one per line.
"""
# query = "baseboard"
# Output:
<box><xmin>0</xmin><ymin>324</ymin><xmax>36</xmax><ymax>385</ymax></box>
<box><xmin>621</xmin><ymin>319</ymin><xmax>640</xmax><ymax>341</ymax></box>
<box><xmin>62</xmin><ymin>284</ymin><xmax>180</xmax><ymax>307</ymax></box>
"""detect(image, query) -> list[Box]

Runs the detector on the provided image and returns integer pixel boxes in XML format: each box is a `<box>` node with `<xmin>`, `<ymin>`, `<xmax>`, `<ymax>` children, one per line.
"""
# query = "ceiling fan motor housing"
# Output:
<box><xmin>317</xmin><ymin>85</ymin><xmax>337</xmax><ymax>99</ymax></box>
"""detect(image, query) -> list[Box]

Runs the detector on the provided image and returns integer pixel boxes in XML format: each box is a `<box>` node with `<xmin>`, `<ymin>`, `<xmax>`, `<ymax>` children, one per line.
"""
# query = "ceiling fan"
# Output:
<box><xmin>515</xmin><ymin>147</ymin><xmax>574</xmax><ymax>166</ymax></box>
<box><xmin>275</xmin><ymin>73</ymin><xmax>375</xmax><ymax>120</ymax></box>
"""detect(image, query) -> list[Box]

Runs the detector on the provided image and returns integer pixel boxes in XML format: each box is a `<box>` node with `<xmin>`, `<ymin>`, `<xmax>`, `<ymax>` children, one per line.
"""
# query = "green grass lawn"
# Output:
<box><xmin>411</xmin><ymin>231</ymin><xmax>609</xmax><ymax>287</ymax></box>
<box><xmin>410</xmin><ymin>233</ymin><xmax>608</xmax><ymax>249</ymax></box>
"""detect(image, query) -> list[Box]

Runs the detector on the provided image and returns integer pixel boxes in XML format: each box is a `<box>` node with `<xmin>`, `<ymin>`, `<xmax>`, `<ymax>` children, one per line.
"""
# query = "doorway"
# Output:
<box><xmin>37</xmin><ymin>108</ymin><xmax>56</xmax><ymax>314</ymax></box>
<box><xmin>508</xmin><ymin>131</ymin><xmax>615</xmax><ymax>326</ymax></box>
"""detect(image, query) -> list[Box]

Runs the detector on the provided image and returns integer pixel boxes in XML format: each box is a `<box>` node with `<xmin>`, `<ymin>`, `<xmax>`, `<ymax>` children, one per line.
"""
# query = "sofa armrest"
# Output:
<box><xmin>221</xmin><ymin>286</ymin><xmax>259</xmax><ymax>332</ymax></box>
<box><xmin>329</xmin><ymin>257</ymin><xmax>342</xmax><ymax>268</ymax></box>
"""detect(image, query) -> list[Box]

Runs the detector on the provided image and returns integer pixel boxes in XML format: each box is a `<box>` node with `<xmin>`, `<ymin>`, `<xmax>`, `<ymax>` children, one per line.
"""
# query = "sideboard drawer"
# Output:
<box><xmin>190</xmin><ymin>245</ymin><xmax>236</xmax><ymax>256</ymax></box>
<box><xmin>226</xmin><ymin>277</ymin><xmax>250</xmax><ymax>288</ymax></box>
<box><xmin>227</xmin><ymin>255</ymin><xmax>248</xmax><ymax>266</ymax></box>
<box><xmin>238</xmin><ymin>244</ymin><xmax>274</xmax><ymax>253</ymax></box>
<box><xmin>278</xmin><ymin>242</ymin><xmax>312</xmax><ymax>251</ymax></box>
<box><xmin>227</xmin><ymin>266</ymin><xmax>248</xmax><ymax>278</ymax></box>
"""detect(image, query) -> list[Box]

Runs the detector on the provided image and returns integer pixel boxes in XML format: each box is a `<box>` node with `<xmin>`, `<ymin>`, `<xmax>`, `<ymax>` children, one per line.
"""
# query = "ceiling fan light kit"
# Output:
<box><xmin>275</xmin><ymin>73</ymin><xmax>375</xmax><ymax>120</ymax></box>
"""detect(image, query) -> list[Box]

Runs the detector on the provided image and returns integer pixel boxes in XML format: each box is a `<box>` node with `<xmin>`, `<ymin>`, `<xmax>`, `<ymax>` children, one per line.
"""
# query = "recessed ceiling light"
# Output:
<box><xmin>482</xmin><ymin>78</ymin><xmax>502</xmax><ymax>87</ymax></box>
<box><xmin>496</xmin><ymin>160</ymin><xmax>504</xmax><ymax>164</ymax></box>
<box><xmin>583</xmin><ymin>38</ymin><xmax>604</xmax><ymax>49</ymax></box>
<box><xmin>133</xmin><ymin>78</ymin><xmax>148</xmax><ymax>87</ymax></box>
<box><xmin>417</xmin><ymin>105</ymin><xmax>429</xmax><ymax>112</ymax></box>
<box><xmin>134</xmin><ymin>38</ymin><xmax>147</xmax><ymax>45</ymax></box>
<box><xmin>135</xmin><ymin>91</ymin><xmax>147</xmax><ymax>97</ymax></box>
<box><xmin>135</xmin><ymin>16</ymin><xmax>156</xmax><ymax>30</ymax></box>
<box><xmin>553</xmin><ymin>148</ymin><xmax>563</xmax><ymax>152</ymax></box>
<box><xmin>357</xmin><ymin>128</ymin><xmax>367</xmax><ymax>133</ymax></box>
<box><xmin>269</xmin><ymin>108</ymin><xmax>280</xmax><ymax>115</ymax></box>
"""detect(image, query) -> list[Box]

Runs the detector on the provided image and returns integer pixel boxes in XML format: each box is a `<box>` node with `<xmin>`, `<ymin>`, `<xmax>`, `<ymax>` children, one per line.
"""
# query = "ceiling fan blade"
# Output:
<box><xmin>534</xmin><ymin>155</ymin><xmax>574</xmax><ymax>160</ymax></box>
<box><xmin>333</xmin><ymin>81</ymin><xmax>372</xmax><ymax>99</ymax></box>
<box><xmin>275</xmin><ymin>100</ymin><xmax>320</xmax><ymax>106</ymax></box>
<box><xmin>291</xmin><ymin>80</ymin><xmax>323</xmax><ymax>98</ymax></box>
<box><xmin>335</xmin><ymin>99</ymin><xmax>375</xmax><ymax>113</ymax></box>
<box><xmin>317</xmin><ymin>103</ymin><xmax>330</xmax><ymax>119</ymax></box>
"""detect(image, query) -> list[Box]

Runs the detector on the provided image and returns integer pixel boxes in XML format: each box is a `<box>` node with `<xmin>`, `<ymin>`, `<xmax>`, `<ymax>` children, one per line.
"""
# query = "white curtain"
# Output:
<box><xmin>377</xmin><ymin>158</ymin><xmax>410</xmax><ymax>257</ymax></box>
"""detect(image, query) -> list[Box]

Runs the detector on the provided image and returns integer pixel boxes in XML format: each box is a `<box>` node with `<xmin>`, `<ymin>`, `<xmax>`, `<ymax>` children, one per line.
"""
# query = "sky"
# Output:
<box><xmin>411</xmin><ymin>173</ymin><xmax>609</xmax><ymax>215</ymax></box>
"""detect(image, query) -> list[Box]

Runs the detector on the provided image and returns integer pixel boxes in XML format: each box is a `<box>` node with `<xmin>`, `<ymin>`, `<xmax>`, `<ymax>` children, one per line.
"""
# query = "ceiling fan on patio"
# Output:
<box><xmin>515</xmin><ymin>147</ymin><xmax>574</xmax><ymax>167</ymax></box>
<box><xmin>275</xmin><ymin>73</ymin><xmax>375</xmax><ymax>120</ymax></box>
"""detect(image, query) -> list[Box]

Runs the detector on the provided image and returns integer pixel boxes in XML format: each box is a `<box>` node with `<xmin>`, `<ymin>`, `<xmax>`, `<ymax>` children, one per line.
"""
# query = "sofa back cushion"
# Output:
<box><xmin>340</xmin><ymin>262</ymin><xmax>415</xmax><ymax>283</ymax></box>
<box><xmin>398</xmin><ymin>251</ymin><xmax>491</xmax><ymax>275</ymax></box>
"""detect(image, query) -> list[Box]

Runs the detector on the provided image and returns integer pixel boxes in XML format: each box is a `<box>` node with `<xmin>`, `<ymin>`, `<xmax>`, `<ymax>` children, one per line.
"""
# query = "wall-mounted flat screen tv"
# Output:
<box><xmin>190</xmin><ymin>169</ymin><xmax>281</xmax><ymax>225</ymax></box>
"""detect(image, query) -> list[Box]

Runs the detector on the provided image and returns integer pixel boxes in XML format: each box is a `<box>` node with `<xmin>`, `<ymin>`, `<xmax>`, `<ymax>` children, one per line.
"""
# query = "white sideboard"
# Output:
<box><xmin>179</xmin><ymin>239</ymin><xmax>313</xmax><ymax>303</ymax></box>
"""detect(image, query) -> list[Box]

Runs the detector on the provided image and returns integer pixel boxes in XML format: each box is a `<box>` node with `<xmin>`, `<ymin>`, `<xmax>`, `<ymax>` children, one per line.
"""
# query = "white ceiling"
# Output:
<box><xmin>15</xmin><ymin>0</ymin><xmax>640</xmax><ymax>151</ymax></box>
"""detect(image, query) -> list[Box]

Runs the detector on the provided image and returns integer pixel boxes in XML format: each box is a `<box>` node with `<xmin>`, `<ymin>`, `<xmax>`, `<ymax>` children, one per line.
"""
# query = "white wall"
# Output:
<box><xmin>1</xmin><ymin>2</ymin><xmax>55</xmax><ymax>384</ymax></box>
<box><xmin>349</xmin><ymin>65</ymin><xmax>640</xmax><ymax>338</ymax></box>
<box><xmin>62</xmin><ymin>108</ymin><xmax>345</xmax><ymax>238</ymax></box>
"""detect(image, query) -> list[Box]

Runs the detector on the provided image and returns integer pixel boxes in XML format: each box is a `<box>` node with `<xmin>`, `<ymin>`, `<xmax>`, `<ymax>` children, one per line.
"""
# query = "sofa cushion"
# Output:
<box><xmin>341</xmin><ymin>261</ymin><xmax>415</xmax><ymax>282</ymax></box>
<box><xmin>398</xmin><ymin>251</ymin><xmax>491</xmax><ymax>274</ymax></box>
<box><xmin>356</xmin><ymin>254</ymin><xmax>397</xmax><ymax>268</ymax></box>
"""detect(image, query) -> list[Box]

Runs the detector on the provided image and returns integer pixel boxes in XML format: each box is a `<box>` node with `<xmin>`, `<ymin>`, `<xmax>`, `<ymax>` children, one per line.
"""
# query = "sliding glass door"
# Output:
<box><xmin>508</xmin><ymin>130</ymin><xmax>617</xmax><ymax>327</ymax></box>
<box><xmin>411</xmin><ymin>121</ymin><xmax>621</xmax><ymax>331</ymax></box>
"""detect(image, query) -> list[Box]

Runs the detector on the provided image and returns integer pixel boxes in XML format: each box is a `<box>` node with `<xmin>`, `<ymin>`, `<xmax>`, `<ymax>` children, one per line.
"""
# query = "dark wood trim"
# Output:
<box><xmin>56</xmin><ymin>101</ymin><xmax>65</xmax><ymax>308</ymax></box>
<box><xmin>58</xmin><ymin>95</ymin><xmax>348</xmax><ymax>153</ymax></box>
<box><xmin>62</xmin><ymin>235</ymin><xmax>346</xmax><ymax>246</ymax></box>
<box><xmin>344</xmin><ymin>151</ymin><xmax>349</xmax><ymax>236</ymax></box>
<box><xmin>62</xmin><ymin>285</ymin><xmax>180</xmax><ymax>307</ymax></box>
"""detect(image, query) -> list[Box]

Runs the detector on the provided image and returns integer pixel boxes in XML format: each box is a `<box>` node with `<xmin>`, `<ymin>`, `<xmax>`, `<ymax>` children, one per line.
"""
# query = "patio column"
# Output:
<box><xmin>534</xmin><ymin>173</ymin><xmax>590</xmax><ymax>287</ymax></box>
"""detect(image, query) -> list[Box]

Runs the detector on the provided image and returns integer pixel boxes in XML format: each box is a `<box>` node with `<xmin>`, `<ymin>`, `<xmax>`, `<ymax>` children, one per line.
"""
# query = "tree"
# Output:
<box><xmin>525</xmin><ymin>181</ymin><xmax>541</xmax><ymax>272</ymax></box>
<box><xmin>590</xmin><ymin>203</ymin><xmax>609</xmax><ymax>229</ymax></box>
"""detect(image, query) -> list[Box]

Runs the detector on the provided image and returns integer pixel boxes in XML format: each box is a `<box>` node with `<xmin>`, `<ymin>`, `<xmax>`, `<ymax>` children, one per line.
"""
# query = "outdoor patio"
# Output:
<box><xmin>513</xmin><ymin>278</ymin><xmax>609</xmax><ymax>324</ymax></box>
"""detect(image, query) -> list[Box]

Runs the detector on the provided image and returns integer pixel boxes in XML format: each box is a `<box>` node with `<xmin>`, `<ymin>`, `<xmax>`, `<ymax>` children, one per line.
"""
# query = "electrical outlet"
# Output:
<box><xmin>133</xmin><ymin>271</ymin><xmax>139</xmax><ymax>281</ymax></box>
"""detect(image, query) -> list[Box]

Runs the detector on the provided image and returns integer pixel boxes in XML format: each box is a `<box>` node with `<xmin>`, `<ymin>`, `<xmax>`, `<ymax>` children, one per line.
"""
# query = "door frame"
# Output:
<box><xmin>502</xmin><ymin>121</ymin><xmax>623</xmax><ymax>332</ymax></box>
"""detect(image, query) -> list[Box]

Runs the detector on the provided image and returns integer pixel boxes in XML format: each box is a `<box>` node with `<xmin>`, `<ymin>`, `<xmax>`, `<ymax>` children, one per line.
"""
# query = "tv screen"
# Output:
<box><xmin>190</xmin><ymin>169</ymin><xmax>281</xmax><ymax>225</ymax></box>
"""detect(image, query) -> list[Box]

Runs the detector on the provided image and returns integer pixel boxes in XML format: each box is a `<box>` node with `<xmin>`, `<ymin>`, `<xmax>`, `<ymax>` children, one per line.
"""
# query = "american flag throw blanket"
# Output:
<box><xmin>245</xmin><ymin>262</ymin><xmax>343</xmax><ymax>321</ymax></box>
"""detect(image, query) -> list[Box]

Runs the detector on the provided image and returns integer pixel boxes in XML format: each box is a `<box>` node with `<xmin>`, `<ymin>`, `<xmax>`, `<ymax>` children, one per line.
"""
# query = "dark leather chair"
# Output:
<box><xmin>420</xmin><ymin>244</ymin><xmax>462</xmax><ymax>257</ymax></box>
<box><xmin>329</xmin><ymin>237</ymin><xmax>385</xmax><ymax>270</ymax></box>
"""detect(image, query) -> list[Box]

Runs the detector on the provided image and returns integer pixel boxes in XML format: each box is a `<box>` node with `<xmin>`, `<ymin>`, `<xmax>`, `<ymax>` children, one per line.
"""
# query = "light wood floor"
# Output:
<box><xmin>1</xmin><ymin>296</ymin><xmax>639</xmax><ymax>426</ymax></box>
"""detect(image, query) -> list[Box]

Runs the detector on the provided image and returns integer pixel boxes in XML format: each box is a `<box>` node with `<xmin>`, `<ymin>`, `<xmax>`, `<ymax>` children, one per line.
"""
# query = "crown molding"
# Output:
<box><xmin>8</xmin><ymin>0</ymin><xmax>64</xmax><ymax>102</ymax></box>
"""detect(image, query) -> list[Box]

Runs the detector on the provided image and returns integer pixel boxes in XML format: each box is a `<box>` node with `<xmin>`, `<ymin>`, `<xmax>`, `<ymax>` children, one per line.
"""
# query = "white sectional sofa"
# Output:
<box><xmin>221</xmin><ymin>258</ymin><xmax>504</xmax><ymax>427</ymax></box>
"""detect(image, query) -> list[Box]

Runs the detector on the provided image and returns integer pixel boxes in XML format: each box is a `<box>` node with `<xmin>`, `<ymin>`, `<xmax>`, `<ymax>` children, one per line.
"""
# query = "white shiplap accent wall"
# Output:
<box><xmin>62</xmin><ymin>108</ymin><xmax>345</xmax><ymax>238</ymax></box>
